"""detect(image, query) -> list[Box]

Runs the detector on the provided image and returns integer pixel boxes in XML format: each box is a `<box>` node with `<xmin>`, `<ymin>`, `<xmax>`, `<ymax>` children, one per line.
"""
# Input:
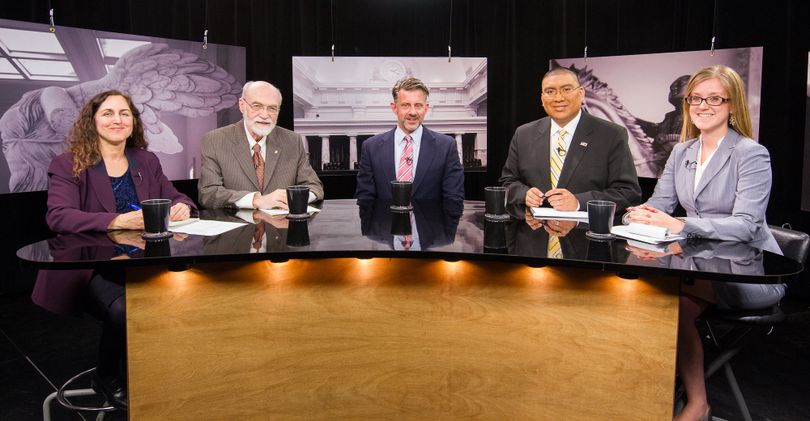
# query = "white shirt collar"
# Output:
<box><xmin>243</xmin><ymin>121</ymin><xmax>267</xmax><ymax>152</ymax></box>
<box><xmin>394</xmin><ymin>125</ymin><xmax>423</xmax><ymax>145</ymax></box>
<box><xmin>550</xmin><ymin>109</ymin><xmax>583</xmax><ymax>139</ymax></box>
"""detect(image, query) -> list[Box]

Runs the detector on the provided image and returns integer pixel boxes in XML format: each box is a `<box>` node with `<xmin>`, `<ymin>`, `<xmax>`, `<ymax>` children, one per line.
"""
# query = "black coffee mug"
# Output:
<box><xmin>141</xmin><ymin>199</ymin><xmax>172</xmax><ymax>239</ymax></box>
<box><xmin>586</xmin><ymin>200</ymin><xmax>616</xmax><ymax>240</ymax></box>
<box><xmin>286</xmin><ymin>185</ymin><xmax>310</xmax><ymax>219</ymax></box>
<box><xmin>390</xmin><ymin>181</ymin><xmax>413</xmax><ymax>211</ymax></box>
<box><xmin>484</xmin><ymin>186</ymin><xmax>509</xmax><ymax>221</ymax></box>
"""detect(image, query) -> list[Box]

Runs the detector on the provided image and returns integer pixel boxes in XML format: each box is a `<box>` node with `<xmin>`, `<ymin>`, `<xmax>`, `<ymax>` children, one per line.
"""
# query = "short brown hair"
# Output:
<box><xmin>392</xmin><ymin>77</ymin><xmax>429</xmax><ymax>101</ymax></box>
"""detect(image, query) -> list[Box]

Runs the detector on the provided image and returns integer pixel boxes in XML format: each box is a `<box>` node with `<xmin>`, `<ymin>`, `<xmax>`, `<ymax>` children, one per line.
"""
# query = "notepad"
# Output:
<box><xmin>530</xmin><ymin>207</ymin><xmax>589</xmax><ymax>221</ymax></box>
<box><xmin>612</xmin><ymin>223</ymin><xmax>683</xmax><ymax>244</ymax></box>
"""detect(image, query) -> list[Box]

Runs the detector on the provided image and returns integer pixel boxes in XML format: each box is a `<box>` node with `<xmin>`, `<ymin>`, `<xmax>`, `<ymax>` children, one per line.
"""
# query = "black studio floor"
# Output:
<box><xmin>2</xmin><ymin>280</ymin><xmax>809</xmax><ymax>421</ymax></box>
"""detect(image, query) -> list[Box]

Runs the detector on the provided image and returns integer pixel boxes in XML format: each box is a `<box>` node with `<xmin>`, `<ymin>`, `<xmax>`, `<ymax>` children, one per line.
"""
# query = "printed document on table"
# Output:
<box><xmin>530</xmin><ymin>207</ymin><xmax>589</xmax><ymax>221</ymax></box>
<box><xmin>260</xmin><ymin>206</ymin><xmax>322</xmax><ymax>216</ymax></box>
<box><xmin>171</xmin><ymin>220</ymin><xmax>246</xmax><ymax>236</ymax></box>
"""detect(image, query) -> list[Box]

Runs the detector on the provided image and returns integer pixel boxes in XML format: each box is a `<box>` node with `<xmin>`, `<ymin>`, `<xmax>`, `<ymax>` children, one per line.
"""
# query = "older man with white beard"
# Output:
<box><xmin>199</xmin><ymin>81</ymin><xmax>323</xmax><ymax>209</ymax></box>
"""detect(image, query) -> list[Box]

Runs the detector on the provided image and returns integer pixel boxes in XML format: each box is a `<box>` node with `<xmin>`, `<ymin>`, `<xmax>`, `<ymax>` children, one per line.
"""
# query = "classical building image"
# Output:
<box><xmin>292</xmin><ymin>56</ymin><xmax>487</xmax><ymax>172</ymax></box>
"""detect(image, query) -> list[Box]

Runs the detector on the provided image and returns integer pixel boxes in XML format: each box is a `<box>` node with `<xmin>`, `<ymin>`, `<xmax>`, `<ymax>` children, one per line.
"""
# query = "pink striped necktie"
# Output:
<box><xmin>397</xmin><ymin>135</ymin><xmax>413</xmax><ymax>182</ymax></box>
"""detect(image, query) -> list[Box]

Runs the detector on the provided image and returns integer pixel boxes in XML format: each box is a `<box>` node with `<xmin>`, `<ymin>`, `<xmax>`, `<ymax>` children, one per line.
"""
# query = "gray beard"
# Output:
<box><xmin>250</xmin><ymin>121</ymin><xmax>275</xmax><ymax>137</ymax></box>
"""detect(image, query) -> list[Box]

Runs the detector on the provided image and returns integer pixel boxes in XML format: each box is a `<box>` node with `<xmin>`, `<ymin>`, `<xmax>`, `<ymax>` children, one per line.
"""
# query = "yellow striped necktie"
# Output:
<box><xmin>548</xmin><ymin>235</ymin><xmax>563</xmax><ymax>259</ymax></box>
<box><xmin>550</xmin><ymin>129</ymin><xmax>567</xmax><ymax>189</ymax></box>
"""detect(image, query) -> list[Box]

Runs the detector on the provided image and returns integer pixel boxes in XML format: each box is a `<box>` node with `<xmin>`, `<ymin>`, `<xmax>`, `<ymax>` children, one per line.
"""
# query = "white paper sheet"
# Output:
<box><xmin>168</xmin><ymin>217</ymin><xmax>200</xmax><ymax>228</ymax></box>
<box><xmin>171</xmin><ymin>220</ymin><xmax>246</xmax><ymax>236</ymax></box>
<box><xmin>530</xmin><ymin>207</ymin><xmax>589</xmax><ymax>221</ymax></box>
<box><xmin>259</xmin><ymin>206</ymin><xmax>321</xmax><ymax>216</ymax></box>
<box><xmin>611</xmin><ymin>225</ymin><xmax>683</xmax><ymax>244</ymax></box>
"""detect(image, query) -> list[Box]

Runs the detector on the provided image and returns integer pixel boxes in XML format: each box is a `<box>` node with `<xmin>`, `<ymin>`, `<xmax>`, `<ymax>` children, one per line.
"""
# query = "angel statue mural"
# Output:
<box><xmin>0</xmin><ymin>43</ymin><xmax>241</xmax><ymax>192</ymax></box>
<box><xmin>551</xmin><ymin>60</ymin><xmax>689</xmax><ymax>178</ymax></box>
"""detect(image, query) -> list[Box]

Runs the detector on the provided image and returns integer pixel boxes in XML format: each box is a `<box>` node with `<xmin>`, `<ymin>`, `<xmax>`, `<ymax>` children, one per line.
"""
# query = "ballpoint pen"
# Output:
<box><xmin>128</xmin><ymin>203</ymin><xmax>142</xmax><ymax>211</ymax></box>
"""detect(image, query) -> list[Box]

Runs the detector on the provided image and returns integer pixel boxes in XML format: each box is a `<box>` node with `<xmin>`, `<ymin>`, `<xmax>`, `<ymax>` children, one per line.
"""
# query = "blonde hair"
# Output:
<box><xmin>680</xmin><ymin>65</ymin><xmax>753</xmax><ymax>141</ymax></box>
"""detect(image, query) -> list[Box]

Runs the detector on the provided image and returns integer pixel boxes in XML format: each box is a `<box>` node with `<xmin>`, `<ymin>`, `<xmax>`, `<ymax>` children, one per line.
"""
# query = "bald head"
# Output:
<box><xmin>242</xmin><ymin>81</ymin><xmax>283</xmax><ymax>104</ymax></box>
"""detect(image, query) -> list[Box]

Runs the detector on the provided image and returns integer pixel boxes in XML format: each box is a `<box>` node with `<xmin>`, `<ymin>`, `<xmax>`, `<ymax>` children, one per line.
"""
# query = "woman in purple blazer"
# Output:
<box><xmin>33</xmin><ymin>90</ymin><xmax>195</xmax><ymax>409</ymax></box>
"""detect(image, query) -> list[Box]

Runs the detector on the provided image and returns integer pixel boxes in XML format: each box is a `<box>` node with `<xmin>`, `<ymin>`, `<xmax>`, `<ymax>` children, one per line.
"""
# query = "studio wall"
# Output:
<box><xmin>0</xmin><ymin>0</ymin><xmax>807</xmax><ymax>232</ymax></box>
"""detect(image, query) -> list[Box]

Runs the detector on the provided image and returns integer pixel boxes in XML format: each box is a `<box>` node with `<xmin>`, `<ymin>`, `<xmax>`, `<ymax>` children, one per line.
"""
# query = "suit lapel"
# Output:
<box><xmin>127</xmin><ymin>150</ymin><xmax>149</xmax><ymax>203</ymax></box>
<box><xmin>536</xmin><ymin>119</ymin><xmax>552</xmax><ymax>192</ymax></box>
<box><xmin>382</xmin><ymin>130</ymin><xmax>396</xmax><ymax>184</ymax></box>
<box><xmin>229</xmin><ymin>121</ymin><xmax>261</xmax><ymax>191</ymax></box>
<box><xmin>680</xmin><ymin>140</ymin><xmax>699</xmax><ymax>207</ymax></box>
<box><xmin>89</xmin><ymin>161</ymin><xmax>116</xmax><ymax>213</ymax></box>
<box><xmin>412</xmin><ymin>128</ymin><xmax>437</xmax><ymax>194</ymax></box>
<box><xmin>264</xmin><ymin>129</ymin><xmax>283</xmax><ymax>191</ymax></box>
<box><xmin>694</xmin><ymin>130</ymin><xmax>738</xmax><ymax>198</ymax></box>
<box><xmin>557</xmin><ymin>113</ymin><xmax>590</xmax><ymax>189</ymax></box>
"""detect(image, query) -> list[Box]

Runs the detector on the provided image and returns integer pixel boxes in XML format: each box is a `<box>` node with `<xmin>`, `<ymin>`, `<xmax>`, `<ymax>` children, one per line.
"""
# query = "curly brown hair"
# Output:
<box><xmin>69</xmin><ymin>90</ymin><xmax>148</xmax><ymax>176</ymax></box>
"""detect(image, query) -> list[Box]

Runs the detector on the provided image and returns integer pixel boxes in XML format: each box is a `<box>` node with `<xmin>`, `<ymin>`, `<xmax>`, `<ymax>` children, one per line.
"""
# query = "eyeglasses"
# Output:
<box><xmin>542</xmin><ymin>85</ymin><xmax>581</xmax><ymax>97</ymax></box>
<box><xmin>242</xmin><ymin>98</ymin><xmax>280</xmax><ymax>114</ymax></box>
<box><xmin>684</xmin><ymin>95</ymin><xmax>729</xmax><ymax>106</ymax></box>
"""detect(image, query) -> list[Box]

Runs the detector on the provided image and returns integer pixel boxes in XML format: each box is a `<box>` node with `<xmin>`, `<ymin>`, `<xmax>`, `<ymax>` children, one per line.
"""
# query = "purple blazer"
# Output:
<box><xmin>33</xmin><ymin>148</ymin><xmax>195</xmax><ymax>316</ymax></box>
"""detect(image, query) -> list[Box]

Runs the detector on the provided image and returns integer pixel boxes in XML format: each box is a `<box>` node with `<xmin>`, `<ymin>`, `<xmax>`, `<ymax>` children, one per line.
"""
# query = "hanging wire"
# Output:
<box><xmin>710</xmin><ymin>0</ymin><xmax>718</xmax><ymax>56</ymax></box>
<box><xmin>202</xmin><ymin>0</ymin><xmax>209</xmax><ymax>49</ymax></box>
<box><xmin>583</xmin><ymin>0</ymin><xmax>588</xmax><ymax>61</ymax></box>
<box><xmin>447</xmin><ymin>0</ymin><xmax>454</xmax><ymax>62</ymax></box>
<box><xmin>330</xmin><ymin>0</ymin><xmax>335</xmax><ymax>62</ymax></box>
<box><xmin>48</xmin><ymin>7</ymin><xmax>55</xmax><ymax>33</ymax></box>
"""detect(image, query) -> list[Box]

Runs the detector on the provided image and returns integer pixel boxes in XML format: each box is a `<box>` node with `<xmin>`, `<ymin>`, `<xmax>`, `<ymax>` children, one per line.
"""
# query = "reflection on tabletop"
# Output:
<box><xmin>15</xmin><ymin>200</ymin><xmax>800</xmax><ymax>282</ymax></box>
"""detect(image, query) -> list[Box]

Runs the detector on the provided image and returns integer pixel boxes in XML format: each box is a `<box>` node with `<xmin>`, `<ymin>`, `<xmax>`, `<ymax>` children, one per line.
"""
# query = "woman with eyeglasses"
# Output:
<box><xmin>33</xmin><ymin>90</ymin><xmax>196</xmax><ymax>409</ymax></box>
<box><xmin>623</xmin><ymin>65</ymin><xmax>782</xmax><ymax>420</ymax></box>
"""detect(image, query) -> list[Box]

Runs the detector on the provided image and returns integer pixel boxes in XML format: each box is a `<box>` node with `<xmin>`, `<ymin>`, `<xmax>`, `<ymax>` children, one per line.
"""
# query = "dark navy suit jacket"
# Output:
<box><xmin>355</xmin><ymin>126</ymin><xmax>464</xmax><ymax>202</ymax></box>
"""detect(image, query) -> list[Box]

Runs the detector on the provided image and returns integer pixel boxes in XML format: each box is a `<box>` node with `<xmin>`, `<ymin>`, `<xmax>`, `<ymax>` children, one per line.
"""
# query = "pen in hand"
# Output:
<box><xmin>128</xmin><ymin>203</ymin><xmax>142</xmax><ymax>211</ymax></box>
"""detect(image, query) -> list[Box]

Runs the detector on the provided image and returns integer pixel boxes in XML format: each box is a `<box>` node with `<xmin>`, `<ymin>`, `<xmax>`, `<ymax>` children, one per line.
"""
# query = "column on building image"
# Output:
<box><xmin>454</xmin><ymin>133</ymin><xmax>464</xmax><ymax>166</ymax></box>
<box><xmin>474</xmin><ymin>131</ymin><xmax>487</xmax><ymax>168</ymax></box>
<box><xmin>320</xmin><ymin>135</ymin><xmax>330</xmax><ymax>171</ymax></box>
<box><xmin>349</xmin><ymin>134</ymin><xmax>357</xmax><ymax>170</ymax></box>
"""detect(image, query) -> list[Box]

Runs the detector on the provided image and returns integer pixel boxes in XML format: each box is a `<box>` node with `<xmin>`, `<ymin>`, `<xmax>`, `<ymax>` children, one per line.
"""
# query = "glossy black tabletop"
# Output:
<box><xmin>17</xmin><ymin>199</ymin><xmax>803</xmax><ymax>283</ymax></box>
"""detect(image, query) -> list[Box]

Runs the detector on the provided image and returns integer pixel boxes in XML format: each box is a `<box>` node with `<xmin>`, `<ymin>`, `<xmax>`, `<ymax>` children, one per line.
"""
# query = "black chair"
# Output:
<box><xmin>701</xmin><ymin>225</ymin><xmax>810</xmax><ymax>421</ymax></box>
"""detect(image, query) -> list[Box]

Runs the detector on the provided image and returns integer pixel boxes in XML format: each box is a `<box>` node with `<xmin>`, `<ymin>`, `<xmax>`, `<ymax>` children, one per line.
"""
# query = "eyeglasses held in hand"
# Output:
<box><xmin>684</xmin><ymin>95</ymin><xmax>729</xmax><ymax>106</ymax></box>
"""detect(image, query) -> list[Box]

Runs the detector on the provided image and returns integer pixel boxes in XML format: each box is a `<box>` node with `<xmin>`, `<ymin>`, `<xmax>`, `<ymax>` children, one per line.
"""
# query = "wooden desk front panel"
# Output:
<box><xmin>126</xmin><ymin>258</ymin><xmax>679</xmax><ymax>420</ymax></box>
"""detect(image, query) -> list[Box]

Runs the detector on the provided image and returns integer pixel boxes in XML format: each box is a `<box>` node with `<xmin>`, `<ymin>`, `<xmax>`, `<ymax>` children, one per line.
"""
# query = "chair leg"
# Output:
<box><xmin>43</xmin><ymin>388</ymin><xmax>103</xmax><ymax>421</ymax></box>
<box><xmin>723</xmin><ymin>362</ymin><xmax>752</xmax><ymax>421</ymax></box>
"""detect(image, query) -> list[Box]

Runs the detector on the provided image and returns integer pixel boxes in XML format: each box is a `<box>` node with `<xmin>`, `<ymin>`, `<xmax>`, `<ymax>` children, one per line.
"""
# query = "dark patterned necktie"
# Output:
<box><xmin>252</xmin><ymin>142</ymin><xmax>264</xmax><ymax>192</ymax></box>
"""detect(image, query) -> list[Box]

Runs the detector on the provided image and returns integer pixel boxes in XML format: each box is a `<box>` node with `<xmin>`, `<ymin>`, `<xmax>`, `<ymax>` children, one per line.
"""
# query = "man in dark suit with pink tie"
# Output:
<box><xmin>355</xmin><ymin>77</ymin><xmax>464</xmax><ymax>203</ymax></box>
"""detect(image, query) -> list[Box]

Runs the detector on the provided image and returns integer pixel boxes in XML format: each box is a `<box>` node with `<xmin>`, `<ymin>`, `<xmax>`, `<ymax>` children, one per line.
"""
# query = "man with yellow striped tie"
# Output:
<box><xmin>499</xmin><ymin>67</ymin><xmax>641</xmax><ymax>257</ymax></box>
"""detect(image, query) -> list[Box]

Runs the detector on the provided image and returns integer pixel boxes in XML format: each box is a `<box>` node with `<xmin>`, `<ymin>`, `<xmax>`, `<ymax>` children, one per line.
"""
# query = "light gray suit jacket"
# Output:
<box><xmin>198</xmin><ymin>120</ymin><xmax>323</xmax><ymax>209</ymax></box>
<box><xmin>645</xmin><ymin>129</ymin><xmax>780</xmax><ymax>254</ymax></box>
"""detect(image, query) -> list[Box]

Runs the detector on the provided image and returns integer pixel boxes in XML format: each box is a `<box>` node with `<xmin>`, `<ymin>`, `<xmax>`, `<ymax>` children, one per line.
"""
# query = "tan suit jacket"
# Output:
<box><xmin>198</xmin><ymin>120</ymin><xmax>323</xmax><ymax>208</ymax></box>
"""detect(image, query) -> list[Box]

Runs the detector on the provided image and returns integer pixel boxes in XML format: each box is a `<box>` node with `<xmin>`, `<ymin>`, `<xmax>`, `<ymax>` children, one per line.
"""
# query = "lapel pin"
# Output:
<box><xmin>580</xmin><ymin>142</ymin><xmax>588</xmax><ymax>147</ymax></box>
<box><xmin>274</xmin><ymin>150</ymin><xmax>278</xmax><ymax>154</ymax></box>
